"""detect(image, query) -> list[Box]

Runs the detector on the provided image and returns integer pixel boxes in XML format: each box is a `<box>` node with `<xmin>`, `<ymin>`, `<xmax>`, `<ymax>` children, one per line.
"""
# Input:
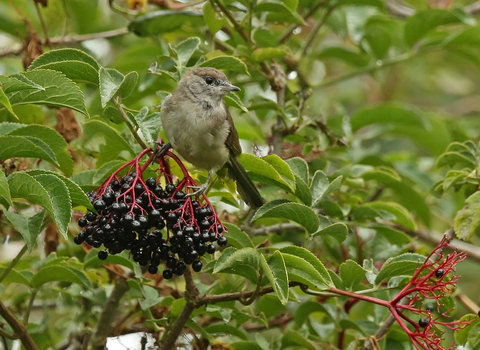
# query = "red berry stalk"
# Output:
<box><xmin>75</xmin><ymin>147</ymin><xmax>228</xmax><ymax>279</ymax></box>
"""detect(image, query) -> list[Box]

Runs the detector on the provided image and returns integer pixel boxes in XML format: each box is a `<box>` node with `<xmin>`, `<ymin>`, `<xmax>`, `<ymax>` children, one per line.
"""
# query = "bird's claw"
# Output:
<box><xmin>153</xmin><ymin>142</ymin><xmax>171</xmax><ymax>162</ymax></box>
<box><xmin>186</xmin><ymin>183</ymin><xmax>208</xmax><ymax>198</ymax></box>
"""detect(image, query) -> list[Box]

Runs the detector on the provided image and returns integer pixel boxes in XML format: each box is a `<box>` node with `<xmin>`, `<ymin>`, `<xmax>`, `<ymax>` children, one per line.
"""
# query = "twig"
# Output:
<box><xmin>213</xmin><ymin>0</ymin><xmax>249</xmax><ymax>43</ymax></box>
<box><xmin>298</xmin><ymin>4</ymin><xmax>337</xmax><ymax>58</ymax></box>
<box><xmin>113</xmin><ymin>98</ymin><xmax>149</xmax><ymax>150</ymax></box>
<box><xmin>34</xmin><ymin>1</ymin><xmax>51</xmax><ymax>49</ymax></box>
<box><xmin>455</xmin><ymin>292</ymin><xmax>480</xmax><ymax>314</ymax></box>
<box><xmin>22</xmin><ymin>289</ymin><xmax>38</xmax><ymax>325</ymax></box>
<box><xmin>0</xmin><ymin>301</ymin><xmax>39</xmax><ymax>350</ymax></box>
<box><xmin>0</xmin><ymin>28</ymin><xmax>129</xmax><ymax>58</ymax></box>
<box><xmin>0</xmin><ymin>244</ymin><xmax>27</xmax><ymax>284</ymax></box>
<box><xmin>89</xmin><ymin>276</ymin><xmax>130</xmax><ymax>350</ymax></box>
<box><xmin>279</xmin><ymin>0</ymin><xmax>330</xmax><ymax>44</ymax></box>
<box><xmin>271</xmin><ymin>62</ymin><xmax>287</xmax><ymax>156</ymax></box>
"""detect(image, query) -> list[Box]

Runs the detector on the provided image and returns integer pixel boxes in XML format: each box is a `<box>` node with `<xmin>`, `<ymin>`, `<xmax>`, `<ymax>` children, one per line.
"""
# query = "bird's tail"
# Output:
<box><xmin>225</xmin><ymin>155</ymin><xmax>264</xmax><ymax>209</ymax></box>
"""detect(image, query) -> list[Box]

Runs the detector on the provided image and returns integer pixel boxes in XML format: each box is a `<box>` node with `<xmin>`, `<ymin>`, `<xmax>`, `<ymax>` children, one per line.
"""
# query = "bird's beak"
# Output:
<box><xmin>222</xmin><ymin>81</ymin><xmax>240</xmax><ymax>92</ymax></box>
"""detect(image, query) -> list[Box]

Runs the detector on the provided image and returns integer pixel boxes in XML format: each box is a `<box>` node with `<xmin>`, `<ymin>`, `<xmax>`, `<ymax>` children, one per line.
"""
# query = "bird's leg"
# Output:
<box><xmin>152</xmin><ymin>142</ymin><xmax>171</xmax><ymax>162</ymax></box>
<box><xmin>187</xmin><ymin>170</ymin><xmax>213</xmax><ymax>197</ymax></box>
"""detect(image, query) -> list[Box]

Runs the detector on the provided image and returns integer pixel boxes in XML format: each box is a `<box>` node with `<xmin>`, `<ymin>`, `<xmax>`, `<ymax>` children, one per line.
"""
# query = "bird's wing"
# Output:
<box><xmin>223</xmin><ymin>101</ymin><xmax>242</xmax><ymax>156</ymax></box>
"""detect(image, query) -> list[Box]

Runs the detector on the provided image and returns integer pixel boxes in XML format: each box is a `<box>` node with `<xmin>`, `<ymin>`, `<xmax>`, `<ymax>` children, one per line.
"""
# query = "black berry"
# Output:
<box><xmin>98</xmin><ymin>250</ymin><xmax>108</xmax><ymax>260</ymax></box>
<box><xmin>418</xmin><ymin>317</ymin><xmax>429</xmax><ymax>328</ymax></box>
<box><xmin>435</xmin><ymin>269</ymin><xmax>444</xmax><ymax>278</ymax></box>
<box><xmin>163</xmin><ymin>269</ymin><xmax>173</xmax><ymax>279</ymax></box>
<box><xmin>192</xmin><ymin>260</ymin><xmax>202</xmax><ymax>272</ymax></box>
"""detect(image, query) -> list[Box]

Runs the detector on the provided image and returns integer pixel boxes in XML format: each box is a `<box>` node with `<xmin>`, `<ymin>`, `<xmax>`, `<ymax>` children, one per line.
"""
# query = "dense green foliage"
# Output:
<box><xmin>1</xmin><ymin>0</ymin><xmax>480</xmax><ymax>349</ymax></box>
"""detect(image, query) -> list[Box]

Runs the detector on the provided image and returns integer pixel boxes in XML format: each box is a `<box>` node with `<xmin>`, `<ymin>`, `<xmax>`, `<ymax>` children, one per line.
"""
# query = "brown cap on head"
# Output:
<box><xmin>190</xmin><ymin>67</ymin><xmax>228</xmax><ymax>81</ymax></box>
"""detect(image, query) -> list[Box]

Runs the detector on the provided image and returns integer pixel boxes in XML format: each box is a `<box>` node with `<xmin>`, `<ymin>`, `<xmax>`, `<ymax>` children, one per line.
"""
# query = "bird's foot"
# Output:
<box><xmin>186</xmin><ymin>182</ymin><xmax>208</xmax><ymax>198</ymax></box>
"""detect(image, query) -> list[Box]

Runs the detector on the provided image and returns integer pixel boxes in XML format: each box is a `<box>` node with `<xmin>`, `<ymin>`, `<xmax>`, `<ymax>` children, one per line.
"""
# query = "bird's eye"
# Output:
<box><xmin>205</xmin><ymin>76</ymin><xmax>214</xmax><ymax>85</ymax></box>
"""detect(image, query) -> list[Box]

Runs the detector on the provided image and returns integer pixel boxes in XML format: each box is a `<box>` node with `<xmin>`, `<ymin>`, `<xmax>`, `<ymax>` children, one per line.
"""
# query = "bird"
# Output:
<box><xmin>158</xmin><ymin>67</ymin><xmax>264</xmax><ymax>208</ymax></box>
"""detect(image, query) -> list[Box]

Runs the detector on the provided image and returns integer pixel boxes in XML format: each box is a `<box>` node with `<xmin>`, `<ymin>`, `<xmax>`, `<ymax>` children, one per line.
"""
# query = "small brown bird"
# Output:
<box><xmin>159</xmin><ymin>67</ymin><xmax>263</xmax><ymax>208</ymax></box>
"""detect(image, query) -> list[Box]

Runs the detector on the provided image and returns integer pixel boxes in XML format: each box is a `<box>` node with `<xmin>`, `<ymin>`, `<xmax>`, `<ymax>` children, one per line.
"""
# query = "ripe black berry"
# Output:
<box><xmin>165</xmin><ymin>183</ymin><xmax>176</xmax><ymax>194</ymax></box>
<box><xmin>146</xmin><ymin>177</ymin><xmax>157</xmax><ymax>190</ymax></box>
<box><xmin>148</xmin><ymin>265</ymin><xmax>158</xmax><ymax>274</ymax></box>
<box><xmin>130</xmin><ymin>220</ymin><xmax>141</xmax><ymax>232</ymax></box>
<box><xmin>217</xmin><ymin>224</ymin><xmax>224</xmax><ymax>234</ymax></box>
<box><xmin>111</xmin><ymin>179</ymin><xmax>121</xmax><ymax>190</ymax></box>
<box><xmin>78</xmin><ymin>216</ymin><xmax>88</xmax><ymax>227</ymax></box>
<box><xmin>98</xmin><ymin>250</ymin><xmax>108</xmax><ymax>260</ymax></box>
<box><xmin>93</xmin><ymin>200</ymin><xmax>106</xmax><ymax>212</ymax></box>
<box><xmin>174</xmin><ymin>191</ymin><xmax>185</xmax><ymax>199</ymax></box>
<box><xmin>192</xmin><ymin>260</ymin><xmax>202</xmax><ymax>272</ymax></box>
<box><xmin>206</xmin><ymin>244</ymin><xmax>215</xmax><ymax>254</ymax></box>
<box><xmin>173</xmin><ymin>261</ymin><xmax>186</xmax><ymax>276</ymax></box>
<box><xmin>86</xmin><ymin>211</ymin><xmax>97</xmax><ymax>222</ymax></box>
<box><xmin>163</xmin><ymin>269</ymin><xmax>173</xmax><ymax>279</ymax></box>
<box><xmin>435</xmin><ymin>269</ymin><xmax>444</xmax><ymax>278</ymax></box>
<box><xmin>74</xmin><ymin>235</ymin><xmax>84</xmax><ymax>244</ymax></box>
<box><xmin>166</xmin><ymin>257</ymin><xmax>177</xmax><ymax>268</ymax></box>
<box><xmin>217</xmin><ymin>236</ymin><xmax>228</xmax><ymax>246</ymax></box>
<box><xmin>111</xmin><ymin>202</ymin><xmax>121</xmax><ymax>213</ymax></box>
<box><xmin>426</xmin><ymin>304</ymin><xmax>435</xmax><ymax>312</ymax></box>
<box><xmin>134</xmin><ymin>183</ymin><xmax>145</xmax><ymax>196</ymax></box>
<box><xmin>418</xmin><ymin>317</ymin><xmax>429</xmax><ymax>328</ymax></box>
<box><xmin>102</xmin><ymin>193</ymin><xmax>114</xmax><ymax>205</ymax></box>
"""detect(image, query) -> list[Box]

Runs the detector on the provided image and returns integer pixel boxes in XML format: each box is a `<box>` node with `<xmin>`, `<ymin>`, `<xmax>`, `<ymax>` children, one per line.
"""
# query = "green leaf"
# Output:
<box><xmin>205</xmin><ymin>324</ymin><xmax>248</xmax><ymax>340</ymax></box>
<box><xmin>311</xmin><ymin>171</ymin><xmax>342</xmax><ymax>207</ymax></box>
<box><xmin>455</xmin><ymin>314</ymin><xmax>480</xmax><ymax>346</ymax></box>
<box><xmin>3</xmin><ymin>210</ymin><xmax>45</xmax><ymax>251</ymax></box>
<box><xmin>362</xmin><ymin>201</ymin><xmax>417</xmax><ymax>231</ymax></box>
<box><xmin>454</xmin><ymin>192</ymin><xmax>480</xmax><ymax>240</ymax></box>
<box><xmin>176</xmin><ymin>37</ymin><xmax>201</xmax><ymax>68</ymax></box>
<box><xmin>263</xmin><ymin>154</ymin><xmax>295</xmax><ymax>189</ymax></box>
<box><xmin>230</xmin><ymin>341</ymin><xmax>264</xmax><ymax>350</ymax></box>
<box><xmin>280</xmin><ymin>246</ymin><xmax>333</xmax><ymax>287</ymax></box>
<box><xmin>93</xmin><ymin>160</ymin><xmax>126</xmax><ymax>185</ymax></box>
<box><xmin>0</xmin><ymin>170</ymin><xmax>13</xmax><ymax>207</ymax></box>
<box><xmin>25</xmin><ymin>170</ymin><xmax>92</xmax><ymax>210</ymax></box>
<box><xmin>293</xmin><ymin>174</ymin><xmax>312</xmax><ymax>206</ymax></box>
<box><xmin>99</xmin><ymin>67</ymin><xmax>124</xmax><ymax>108</ymax></box>
<box><xmin>254</xmin><ymin>2</ymin><xmax>305</xmax><ymax>25</ymax></box>
<box><xmin>0</xmin><ymin>267</ymin><xmax>31</xmax><ymax>286</ymax></box>
<box><xmin>134</xmin><ymin>107</ymin><xmax>161</xmax><ymax>148</ymax></box>
<box><xmin>371</xmin><ymin>224</ymin><xmax>411</xmax><ymax>245</ymax></box>
<box><xmin>436</xmin><ymin>151</ymin><xmax>477</xmax><ymax>169</ymax></box>
<box><xmin>294</xmin><ymin>301</ymin><xmax>333</xmax><ymax>328</ymax></box>
<box><xmin>286</xmin><ymin>157</ymin><xmax>309</xmax><ymax>184</ymax></box>
<box><xmin>200</xmin><ymin>56</ymin><xmax>249</xmax><ymax>76</ymax></box>
<box><xmin>350</xmin><ymin>104</ymin><xmax>427</xmax><ymax>133</ymax></box>
<box><xmin>405</xmin><ymin>9</ymin><xmax>465</xmax><ymax>48</ymax></box>
<box><xmin>0</xmin><ymin>75</ymin><xmax>44</xmax><ymax>93</ymax></box>
<box><xmin>213</xmin><ymin>248</ymin><xmax>260</xmax><ymax>283</ymax></box>
<box><xmin>3</xmin><ymin>70</ymin><xmax>88</xmax><ymax>115</ymax></box>
<box><xmin>339</xmin><ymin>260</ymin><xmax>367</xmax><ymax>289</ymax></box>
<box><xmin>0</xmin><ymin>135</ymin><xmax>59</xmax><ymax>168</ymax></box>
<box><xmin>32</xmin><ymin>174</ymin><xmax>71</xmax><ymax>238</ymax></box>
<box><xmin>117</xmin><ymin>71</ymin><xmax>138</xmax><ymax>99</ymax></box>
<box><xmin>128</xmin><ymin>10</ymin><xmax>204</xmax><ymax>36</ymax></box>
<box><xmin>318</xmin><ymin>47</ymin><xmax>369</xmax><ymax>67</ymax></box>
<box><xmin>261</xmin><ymin>251</ymin><xmax>289</xmax><ymax>305</ymax></box>
<box><xmin>83</xmin><ymin>119</ymin><xmax>135</xmax><ymax>166</ymax></box>
<box><xmin>338</xmin><ymin>0</ymin><xmax>384</xmax><ymax>6</ymax></box>
<box><xmin>224</xmin><ymin>93</ymin><xmax>249</xmax><ymax>113</ymax></box>
<box><xmin>281</xmin><ymin>330</ymin><xmax>315</xmax><ymax>350</ymax></box>
<box><xmin>203</xmin><ymin>2</ymin><xmax>223</xmax><ymax>34</ymax></box>
<box><xmin>0</xmin><ymin>85</ymin><xmax>17</xmax><ymax>118</ymax></box>
<box><xmin>31</xmin><ymin>265</ymin><xmax>91</xmax><ymax>289</ymax></box>
<box><xmin>239</xmin><ymin>153</ymin><xmax>294</xmax><ymax>192</ymax></box>
<box><xmin>224</xmin><ymin>223</ymin><xmax>254</xmax><ymax>248</ymax></box>
<box><xmin>375</xmin><ymin>253</ymin><xmax>426</xmax><ymax>284</ymax></box>
<box><xmin>312</xmin><ymin>222</ymin><xmax>348</xmax><ymax>243</ymax></box>
<box><xmin>252</xmin><ymin>200</ymin><xmax>320</xmax><ymax>233</ymax></box>
<box><xmin>252</xmin><ymin>47</ymin><xmax>289</xmax><ymax>62</ymax></box>
<box><xmin>7</xmin><ymin>124</ymin><xmax>73</xmax><ymax>176</ymax></box>
<box><xmin>29</xmin><ymin>48</ymin><xmax>100</xmax><ymax>71</ymax></box>
<box><xmin>281</xmin><ymin>253</ymin><xmax>328</xmax><ymax>290</ymax></box>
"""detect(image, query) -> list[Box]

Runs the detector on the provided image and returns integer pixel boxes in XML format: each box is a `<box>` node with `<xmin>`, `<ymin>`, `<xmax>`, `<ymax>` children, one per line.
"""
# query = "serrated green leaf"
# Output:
<box><xmin>84</xmin><ymin>252</ymin><xmax>135</xmax><ymax>270</ymax></box>
<box><xmin>455</xmin><ymin>314</ymin><xmax>480</xmax><ymax>346</ymax></box>
<box><xmin>375</xmin><ymin>253</ymin><xmax>426</xmax><ymax>284</ymax></box>
<box><xmin>224</xmin><ymin>94</ymin><xmax>248</xmax><ymax>113</ymax></box>
<box><xmin>0</xmin><ymin>267</ymin><xmax>31</xmax><ymax>286</ymax></box>
<box><xmin>230</xmin><ymin>341</ymin><xmax>264</xmax><ymax>350</ymax></box>
<box><xmin>293</xmin><ymin>301</ymin><xmax>333</xmax><ymax>328</ymax></box>
<box><xmin>31</xmin><ymin>265</ymin><xmax>91</xmax><ymax>288</ymax></box>
<box><xmin>339</xmin><ymin>260</ymin><xmax>367</xmax><ymax>289</ymax></box>
<box><xmin>134</xmin><ymin>107</ymin><xmax>161</xmax><ymax>148</ymax></box>
<box><xmin>263</xmin><ymin>154</ymin><xmax>295</xmax><ymax>190</ymax></box>
<box><xmin>32</xmin><ymin>174</ymin><xmax>71</xmax><ymax>238</ymax></box>
<box><xmin>286</xmin><ymin>157</ymin><xmax>309</xmax><ymax>184</ymax></box>
<box><xmin>93</xmin><ymin>160</ymin><xmax>126</xmax><ymax>185</ymax></box>
<box><xmin>176</xmin><ymin>37</ymin><xmax>201</xmax><ymax>68</ymax></box>
<box><xmin>8</xmin><ymin>124</ymin><xmax>73</xmax><ymax>176</ymax></box>
<box><xmin>28</xmin><ymin>61</ymin><xmax>99</xmax><ymax>85</ymax></box>
<box><xmin>25</xmin><ymin>170</ymin><xmax>92</xmax><ymax>210</ymax></box>
<box><xmin>312</xmin><ymin>222</ymin><xmax>348</xmax><ymax>243</ymax></box>
<box><xmin>454</xmin><ymin>191</ymin><xmax>480</xmax><ymax>240</ymax></box>
<box><xmin>371</xmin><ymin>224</ymin><xmax>411</xmax><ymax>245</ymax></box>
<box><xmin>200</xmin><ymin>56</ymin><xmax>249</xmax><ymax>75</ymax></box>
<box><xmin>280</xmin><ymin>253</ymin><xmax>328</xmax><ymax>290</ymax></box>
<box><xmin>128</xmin><ymin>10</ymin><xmax>204</xmax><ymax>36</ymax></box>
<box><xmin>280</xmin><ymin>245</ymin><xmax>333</xmax><ymax>287</ymax></box>
<box><xmin>224</xmin><ymin>223</ymin><xmax>254</xmax><ymax>248</ymax></box>
<box><xmin>29</xmin><ymin>48</ymin><xmax>100</xmax><ymax>71</ymax></box>
<box><xmin>0</xmin><ymin>86</ymin><xmax>17</xmax><ymax>118</ymax></box>
<box><xmin>239</xmin><ymin>153</ymin><xmax>294</xmax><ymax>192</ymax></box>
<box><xmin>203</xmin><ymin>2</ymin><xmax>223</xmax><ymax>34</ymax></box>
<box><xmin>70</xmin><ymin>170</ymin><xmax>98</xmax><ymax>192</ymax></box>
<box><xmin>253</xmin><ymin>200</ymin><xmax>319</xmax><ymax>233</ymax></box>
<box><xmin>0</xmin><ymin>135</ymin><xmax>59</xmax><ymax>168</ymax></box>
<box><xmin>213</xmin><ymin>247</ymin><xmax>260</xmax><ymax>283</ymax></box>
<box><xmin>117</xmin><ymin>71</ymin><xmax>138</xmax><ymax>99</ymax></box>
<box><xmin>436</xmin><ymin>151</ymin><xmax>477</xmax><ymax>169</ymax></box>
<box><xmin>0</xmin><ymin>170</ymin><xmax>13</xmax><ymax>207</ymax></box>
<box><xmin>99</xmin><ymin>67</ymin><xmax>124</xmax><ymax>108</ymax></box>
<box><xmin>261</xmin><ymin>251</ymin><xmax>289</xmax><ymax>305</ymax></box>
<box><xmin>0</xmin><ymin>76</ymin><xmax>44</xmax><ymax>94</ymax></box>
<box><xmin>310</xmin><ymin>170</ymin><xmax>328</xmax><ymax>206</ymax></box>
<box><xmin>3</xmin><ymin>210</ymin><xmax>45</xmax><ymax>251</ymax></box>
<box><xmin>4</xmin><ymin>70</ymin><xmax>88</xmax><ymax>115</ymax></box>
<box><xmin>363</xmin><ymin>201</ymin><xmax>417</xmax><ymax>231</ymax></box>
<box><xmin>293</xmin><ymin>174</ymin><xmax>312</xmax><ymax>206</ymax></box>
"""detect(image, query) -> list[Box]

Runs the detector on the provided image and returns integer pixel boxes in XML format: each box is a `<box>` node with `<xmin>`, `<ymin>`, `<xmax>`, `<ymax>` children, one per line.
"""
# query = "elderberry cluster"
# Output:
<box><xmin>74</xmin><ymin>172</ymin><xmax>227</xmax><ymax>279</ymax></box>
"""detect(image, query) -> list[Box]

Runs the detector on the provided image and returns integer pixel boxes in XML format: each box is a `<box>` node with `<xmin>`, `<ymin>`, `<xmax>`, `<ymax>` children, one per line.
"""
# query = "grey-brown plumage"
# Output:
<box><xmin>160</xmin><ymin>67</ymin><xmax>263</xmax><ymax>208</ymax></box>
